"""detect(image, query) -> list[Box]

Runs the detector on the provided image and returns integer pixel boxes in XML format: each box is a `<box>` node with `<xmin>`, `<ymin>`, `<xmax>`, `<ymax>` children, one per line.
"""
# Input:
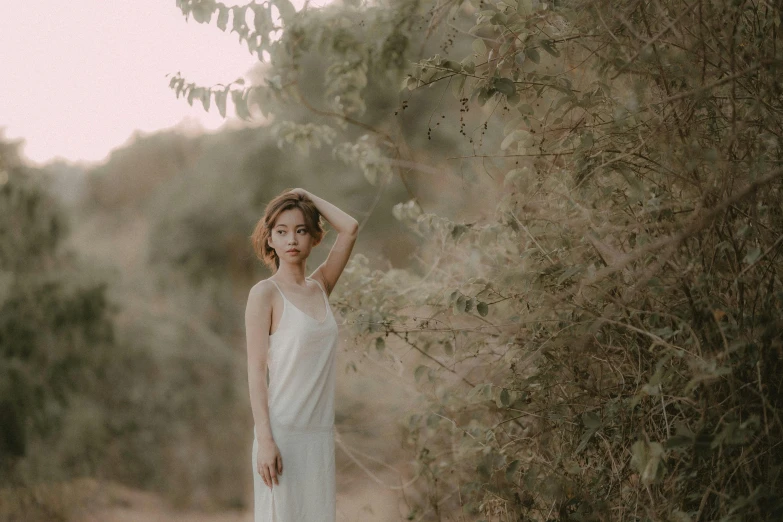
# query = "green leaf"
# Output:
<box><xmin>518</xmin><ymin>103</ymin><xmax>533</xmax><ymax>115</ymax></box>
<box><xmin>232</xmin><ymin>5</ymin><xmax>248</xmax><ymax>35</ymax></box>
<box><xmin>442</xmin><ymin>60</ymin><xmax>461</xmax><ymax>72</ymax></box>
<box><xmin>631</xmin><ymin>440</ymin><xmax>666</xmax><ymax>485</ymax></box>
<box><xmin>539</xmin><ymin>39</ymin><xmax>560</xmax><ymax>57</ymax></box>
<box><xmin>493</xmin><ymin>77</ymin><xmax>516</xmax><ymax>96</ymax></box>
<box><xmin>451</xmin><ymin>224</ymin><xmax>469</xmax><ymax>240</ymax></box>
<box><xmin>455</xmin><ymin>294</ymin><xmax>466</xmax><ymax>313</ymax></box>
<box><xmin>272</xmin><ymin>0</ymin><xmax>296</xmax><ymax>20</ymax></box>
<box><xmin>443</xmin><ymin>340</ymin><xmax>454</xmax><ymax>355</ymax></box>
<box><xmin>215</xmin><ymin>87</ymin><xmax>228</xmax><ymax>118</ymax></box>
<box><xmin>669</xmin><ymin>509</ymin><xmax>692</xmax><ymax>522</ymax></box>
<box><xmin>414</xmin><ymin>365</ymin><xmax>429</xmax><ymax>383</ymax></box>
<box><xmin>524</xmin><ymin>47</ymin><xmax>540</xmax><ymax>64</ymax></box>
<box><xmin>503</xmin><ymin>169</ymin><xmax>524</xmax><ymax>186</ymax></box>
<box><xmin>472</xmin><ymin>38</ymin><xmax>487</xmax><ymax>55</ymax></box>
<box><xmin>743</xmin><ymin>247</ymin><xmax>762</xmax><ymax>265</ymax></box>
<box><xmin>500</xmin><ymin>132</ymin><xmax>516</xmax><ymax>151</ymax></box>
<box><xmin>575</xmin><ymin>429</ymin><xmax>595</xmax><ymax>454</ymax></box>
<box><xmin>642</xmin><ymin>442</ymin><xmax>665</xmax><ymax>485</ymax></box>
<box><xmin>477</xmin><ymin>301</ymin><xmax>489</xmax><ymax>317</ymax></box>
<box><xmin>582</xmin><ymin>411</ymin><xmax>601</xmax><ymax>429</ymax></box>
<box><xmin>216</xmin><ymin>5</ymin><xmax>229</xmax><ymax>31</ymax></box>
<box><xmin>576</xmin><ymin>412</ymin><xmax>602</xmax><ymax>453</ymax></box>
<box><xmin>630</xmin><ymin>440</ymin><xmax>647</xmax><ymax>473</ymax></box>
<box><xmin>564</xmin><ymin>460</ymin><xmax>582</xmax><ymax>474</ymax></box>
<box><xmin>375</xmin><ymin>337</ymin><xmax>385</xmax><ymax>351</ymax></box>
<box><xmin>505</xmin><ymin>459</ymin><xmax>521</xmax><ymax>482</ymax></box>
<box><xmin>480</xmin><ymin>383</ymin><xmax>492</xmax><ymax>400</ymax></box>
<box><xmin>499</xmin><ymin>388</ymin><xmax>510</xmax><ymax>406</ymax></box>
<box><xmin>517</xmin><ymin>0</ymin><xmax>533</xmax><ymax>15</ymax></box>
<box><xmin>476</xmin><ymin>88</ymin><xmax>490</xmax><ymax>106</ymax></box>
<box><xmin>499</xmin><ymin>41</ymin><xmax>511</xmax><ymax>57</ymax></box>
<box><xmin>501</xmin><ymin>130</ymin><xmax>528</xmax><ymax>150</ymax></box>
<box><xmin>665</xmin><ymin>435</ymin><xmax>694</xmax><ymax>450</ymax></box>
<box><xmin>468</xmin><ymin>383</ymin><xmax>493</xmax><ymax>402</ymax></box>
<box><xmin>251</xmin><ymin>4</ymin><xmax>271</xmax><ymax>35</ymax></box>
<box><xmin>556</xmin><ymin>265</ymin><xmax>581</xmax><ymax>285</ymax></box>
<box><xmin>580</xmin><ymin>132</ymin><xmax>594</xmax><ymax>149</ymax></box>
<box><xmin>451</xmin><ymin>74</ymin><xmax>466</xmax><ymax>100</ymax></box>
<box><xmin>490</xmin><ymin>12</ymin><xmax>507</xmax><ymax>25</ymax></box>
<box><xmin>231</xmin><ymin>89</ymin><xmax>251</xmax><ymax>120</ymax></box>
<box><xmin>187</xmin><ymin>86</ymin><xmax>197</xmax><ymax>106</ymax></box>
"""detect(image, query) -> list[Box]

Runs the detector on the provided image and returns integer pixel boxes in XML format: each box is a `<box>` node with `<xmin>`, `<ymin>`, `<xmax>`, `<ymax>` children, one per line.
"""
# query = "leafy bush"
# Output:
<box><xmin>0</xmin><ymin>133</ymin><xmax>247</xmax><ymax>515</ymax></box>
<box><xmin>177</xmin><ymin>0</ymin><xmax>783</xmax><ymax>519</ymax></box>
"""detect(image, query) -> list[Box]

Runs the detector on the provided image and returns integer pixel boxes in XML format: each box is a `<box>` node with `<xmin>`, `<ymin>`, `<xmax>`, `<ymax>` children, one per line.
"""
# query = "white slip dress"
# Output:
<box><xmin>252</xmin><ymin>277</ymin><xmax>338</xmax><ymax>522</ymax></box>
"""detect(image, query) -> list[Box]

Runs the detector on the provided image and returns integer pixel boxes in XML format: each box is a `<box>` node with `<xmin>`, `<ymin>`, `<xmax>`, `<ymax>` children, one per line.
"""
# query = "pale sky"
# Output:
<box><xmin>1</xmin><ymin>0</ymin><xmax>274</xmax><ymax>166</ymax></box>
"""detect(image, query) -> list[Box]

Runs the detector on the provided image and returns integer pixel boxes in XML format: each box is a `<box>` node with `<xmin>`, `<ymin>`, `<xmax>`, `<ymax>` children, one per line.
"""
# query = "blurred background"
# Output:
<box><xmin>3</xmin><ymin>0</ymin><xmax>782</xmax><ymax>521</ymax></box>
<box><xmin>1</xmin><ymin>1</ymin><xmax>464</xmax><ymax>520</ymax></box>
<box><xmin>2</xmin><ymin>1</ymin><xmax>392</xmax><ymax>520</ymax></box>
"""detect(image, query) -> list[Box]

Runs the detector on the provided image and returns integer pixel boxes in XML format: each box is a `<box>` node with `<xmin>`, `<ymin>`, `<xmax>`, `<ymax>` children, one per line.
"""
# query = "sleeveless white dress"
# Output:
<box><xmin>252</xmin><ymin>277</ymin><xmax>338</xmax><ymax>521</ymax></box>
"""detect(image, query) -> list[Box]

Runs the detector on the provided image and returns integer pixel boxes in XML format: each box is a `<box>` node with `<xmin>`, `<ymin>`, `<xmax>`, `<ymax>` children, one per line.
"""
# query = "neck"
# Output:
<box><xmin>273</xmin><ymin>265</ymin><xmax>308</xmax><ymax>286</ymax></box>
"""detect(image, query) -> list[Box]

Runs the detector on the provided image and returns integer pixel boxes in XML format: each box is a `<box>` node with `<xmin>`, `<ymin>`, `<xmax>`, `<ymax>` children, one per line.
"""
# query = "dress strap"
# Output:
<box><xmin>307</xmin><ymin>277</ymin><xmax>329</xmax><ymax>302</ymax></box>
<box><xmin>268</xmin><ymin>279</ymin><xmax>287</xmax><ymax>302</ymax></box>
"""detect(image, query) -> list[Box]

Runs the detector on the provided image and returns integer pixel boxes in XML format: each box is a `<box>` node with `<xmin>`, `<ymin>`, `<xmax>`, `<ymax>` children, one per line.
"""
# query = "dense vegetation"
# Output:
<box><xmin>0</xmin><ymin>134</ymin><xmax>118</xmax><ymax>520</ymax></box>
<box><xmin>2</xmin><ymin>0</ymin><xmax>781</xmax><ymax>520</ymax></box>
<box><xmin>0</xmin><ymin>132</ymin><xmax>250</xmax><ymax>519</ymax></box>
<box><xmin>174</xmin><ymin>0</ymin><xmax>783</xmax><ymax>520</ymax></box>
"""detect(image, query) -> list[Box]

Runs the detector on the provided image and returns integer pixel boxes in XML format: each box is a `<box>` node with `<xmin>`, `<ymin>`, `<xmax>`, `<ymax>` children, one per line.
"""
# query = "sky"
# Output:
<box><xmin>0</xmin><ymin>0</ymin><xmax>269</xmax><ymax>167</ymax></box>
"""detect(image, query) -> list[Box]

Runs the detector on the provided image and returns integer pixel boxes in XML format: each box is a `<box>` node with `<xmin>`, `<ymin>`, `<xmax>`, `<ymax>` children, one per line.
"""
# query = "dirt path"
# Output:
<box><xmin>70</xmin><ymin>478</ymin><xmax>405</xmax><ymax>522</ymax></box>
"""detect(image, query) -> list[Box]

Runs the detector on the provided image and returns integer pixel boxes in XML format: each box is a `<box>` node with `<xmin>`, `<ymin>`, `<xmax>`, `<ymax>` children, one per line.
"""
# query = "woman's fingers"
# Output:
<box><xmin>257</xmin><ymin>460</ymin><xmax>267</xmax><ymax>487</ymax></box>
<box><xmin>257</xmin><ymin>453</ymin><xmax>282</xmax><ymax>488</ymax></box>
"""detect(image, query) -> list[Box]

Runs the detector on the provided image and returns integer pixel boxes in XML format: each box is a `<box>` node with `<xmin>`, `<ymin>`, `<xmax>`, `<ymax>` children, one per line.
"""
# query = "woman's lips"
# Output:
<box><xmin>286</xmin><ymin>249</ymin><xmax>299</xmax><ymax>253</ymax></box>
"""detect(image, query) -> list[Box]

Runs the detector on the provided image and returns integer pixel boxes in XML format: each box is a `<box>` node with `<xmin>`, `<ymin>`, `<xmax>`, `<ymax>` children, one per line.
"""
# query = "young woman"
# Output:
<box><xmin>245</xmin><ymin>188</ymin><xmax>358</xmax><ymax>521</ymax></box>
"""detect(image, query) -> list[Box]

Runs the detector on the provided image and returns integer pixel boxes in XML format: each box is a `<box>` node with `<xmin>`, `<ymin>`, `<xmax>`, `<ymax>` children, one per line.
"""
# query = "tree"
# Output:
<box><xmin>175</xmin><ymin>0</ymin><xmax>783</xmax><ymax>519</ymax></box>
<box><xmin>0</xmin><ymin>131</ymin><xmax>114</xmax><ymax>475</ymax></box>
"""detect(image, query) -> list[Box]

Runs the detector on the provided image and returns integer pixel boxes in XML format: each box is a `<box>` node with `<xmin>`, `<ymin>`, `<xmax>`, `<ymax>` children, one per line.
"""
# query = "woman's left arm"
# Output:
<box><xmin>290</xmin><ymin>188</ymin><xmax>359</xmax><ymax>295</ymax></box>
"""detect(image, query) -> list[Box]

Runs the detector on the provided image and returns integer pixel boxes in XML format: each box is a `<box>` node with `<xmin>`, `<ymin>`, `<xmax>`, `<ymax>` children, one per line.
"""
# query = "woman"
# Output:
<box><xmin>245</xmin><ymin>187</ymin><xmax>359</xmax><ymax>521</ymax></box>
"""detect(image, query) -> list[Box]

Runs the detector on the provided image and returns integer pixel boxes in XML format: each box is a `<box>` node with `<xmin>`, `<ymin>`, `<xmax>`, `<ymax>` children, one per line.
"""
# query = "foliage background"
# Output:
<box><xmin>2</xmin><ymin>0</ymin><xmax>782</xmax><ymax>520</ymax></box>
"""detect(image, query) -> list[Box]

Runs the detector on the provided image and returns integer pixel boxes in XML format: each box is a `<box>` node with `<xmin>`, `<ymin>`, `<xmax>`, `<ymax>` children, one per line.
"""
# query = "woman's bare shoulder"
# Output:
<box><xmin>248</xmin><ymin>278</ymin><xmax>279</xmax><ymax>304</ymax></box>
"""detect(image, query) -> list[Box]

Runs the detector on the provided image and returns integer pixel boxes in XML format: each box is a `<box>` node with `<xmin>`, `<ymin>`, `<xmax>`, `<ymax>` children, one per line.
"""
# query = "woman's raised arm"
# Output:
<box><xmin>289</xmin><ymin>188</ymin><xmax>359</xmax><ymax>296</ymax></box>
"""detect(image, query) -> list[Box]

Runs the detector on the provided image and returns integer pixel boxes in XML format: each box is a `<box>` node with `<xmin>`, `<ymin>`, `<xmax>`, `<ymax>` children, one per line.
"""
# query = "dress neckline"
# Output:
<box><xmin>270</xmin><ymin>277</ymin><xmax>330</xmax><ymax>325</ymax></box>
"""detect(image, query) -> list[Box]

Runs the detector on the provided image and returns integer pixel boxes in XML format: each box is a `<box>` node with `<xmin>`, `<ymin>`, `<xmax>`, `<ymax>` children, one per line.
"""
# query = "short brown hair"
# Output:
<box><xmin>250</xmin><ymin>189</ymin><xmax>326</xmax><ymax>272</ymax></box>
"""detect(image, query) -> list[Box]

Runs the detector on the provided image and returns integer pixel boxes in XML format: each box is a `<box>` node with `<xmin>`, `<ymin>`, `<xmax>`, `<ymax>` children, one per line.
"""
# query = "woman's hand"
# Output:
<box><xmin>287</xmin><ymin>188</ymin><xmax>308</xmax><ymax>198</ymax></box>
<box><xmin>256</xmin><ymin>437</ymin><xmax>283</xmax><ymax>488</ymax></box>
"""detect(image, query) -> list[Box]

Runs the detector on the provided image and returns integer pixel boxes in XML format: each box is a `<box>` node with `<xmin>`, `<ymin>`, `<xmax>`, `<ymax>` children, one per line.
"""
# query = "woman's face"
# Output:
<box><xmin>267</xmin><ymin>208</ymin><xmax>318</xmax><ymax>263</ymax></box>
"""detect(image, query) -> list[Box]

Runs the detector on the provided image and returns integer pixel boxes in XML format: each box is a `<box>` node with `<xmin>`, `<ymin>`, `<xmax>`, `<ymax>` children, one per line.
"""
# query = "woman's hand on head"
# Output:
<box><xmin>287</xmin><ymin>188</ymin><xmax>308</xmax><ymax>198</ymax></box>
